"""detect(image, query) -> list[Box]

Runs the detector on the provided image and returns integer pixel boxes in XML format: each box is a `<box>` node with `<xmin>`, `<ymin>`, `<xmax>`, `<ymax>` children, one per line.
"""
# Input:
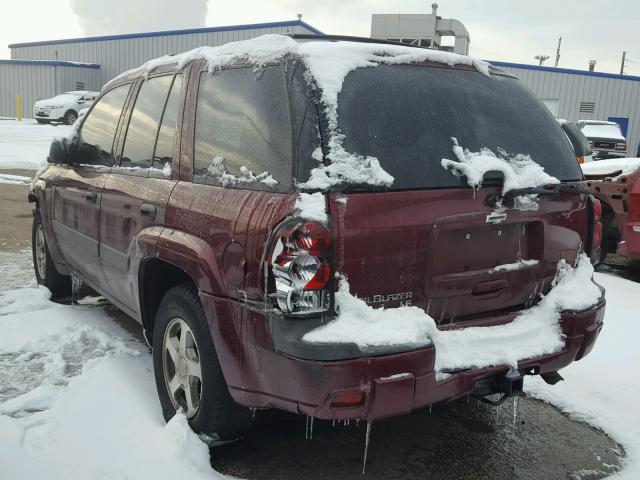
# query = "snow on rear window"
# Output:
<box><xmin>441</xmin><ymin>138</ymin><xmax>560</xmax><ymax>211</ymax></box>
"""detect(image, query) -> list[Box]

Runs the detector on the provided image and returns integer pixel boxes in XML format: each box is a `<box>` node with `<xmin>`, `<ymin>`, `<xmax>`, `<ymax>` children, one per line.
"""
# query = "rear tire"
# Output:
<box><xmin>32</xmin><ymin>210</ymin><xmax>71</xmax><ymax>298</ymax></box>
<box><xmin>152</xmin><ymin>284</ymin><xmax>253</xmax><ymax>441</ymax></box>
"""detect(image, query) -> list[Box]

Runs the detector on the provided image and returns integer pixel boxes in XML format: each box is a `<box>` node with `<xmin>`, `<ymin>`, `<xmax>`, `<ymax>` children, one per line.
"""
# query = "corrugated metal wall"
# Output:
<box><xmin>497</xmin><ymin>65</ymin><xmax>640</xmax><ymax>157</ymax></box>
<box><xmin>10</xmin><ymin>24</ymin><xmax>313</xmax><ymax>85</ymax></box>
<box><xmin>0</xmin><ymin>63</ymin><xmax>101</xmax><ymax>118</ymax></box>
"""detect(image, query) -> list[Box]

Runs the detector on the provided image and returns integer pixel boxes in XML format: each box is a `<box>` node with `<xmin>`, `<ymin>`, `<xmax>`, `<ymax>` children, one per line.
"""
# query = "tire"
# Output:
<box><xmin>32</xmin><ymin>210</ymin><xmax>71</xmax><ymax>298</ymax></box>
<box><xmin>152</xmin><ymin>284</ymin><xmax>253</xmax><ymax>441</ymax></box>
<box><xmin>36</xmin><ymin>119</ymin><xmax>49</xmax><ymax>124</ymax></box>
<box><xmin>63</xmin><ymin>110</ymin><xmax>77</xmax><ymax>125</ymax></box>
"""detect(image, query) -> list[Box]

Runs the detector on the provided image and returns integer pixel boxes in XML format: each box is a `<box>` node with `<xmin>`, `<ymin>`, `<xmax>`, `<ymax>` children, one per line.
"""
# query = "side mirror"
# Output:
<box><xmin>48</xmin><ymin>137</ymin><xmax>78</xmax><ymax>164</ymax></box>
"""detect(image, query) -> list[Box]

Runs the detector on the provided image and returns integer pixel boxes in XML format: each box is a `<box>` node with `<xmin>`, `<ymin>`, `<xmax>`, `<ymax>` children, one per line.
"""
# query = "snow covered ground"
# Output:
<box><xmin>0</xmin><ymin>119</ymin><xmax>72</xmax><ymax>170</ymax></box>
<box><xmin>0</xmin><ymin>251</ymin><xmax>638</xmax><ymax>479</ymax></box>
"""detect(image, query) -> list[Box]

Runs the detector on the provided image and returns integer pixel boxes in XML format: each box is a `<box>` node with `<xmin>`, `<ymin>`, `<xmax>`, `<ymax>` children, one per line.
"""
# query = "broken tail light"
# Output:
<box><xmin>588</xmin><ymin>196</ymin><xmax>603</xmax><ymax>262</ymax></box>
<box><xmin>266</xmin><ymin>219</ymin><xmax>332</xmax><ymax>316</ymax></box>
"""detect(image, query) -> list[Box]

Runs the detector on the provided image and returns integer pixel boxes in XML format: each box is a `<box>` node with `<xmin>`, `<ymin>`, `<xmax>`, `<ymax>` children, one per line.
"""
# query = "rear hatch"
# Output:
<box><xmin>311</xmin><ymin>63</ymin><xmax>586</xmax><ymax>324</ymax></box>
<box><xmin>328</xmin><ymin>189</ymin><xmax>587</xmax><ymax>324</ymax></box>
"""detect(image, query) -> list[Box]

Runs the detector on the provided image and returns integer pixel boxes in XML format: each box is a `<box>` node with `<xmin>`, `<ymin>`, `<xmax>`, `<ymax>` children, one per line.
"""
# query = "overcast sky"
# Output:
<box><xmin>1</xmin><ymin>0</ymin><xmax>638</xmax><ymax>75</ymax></box>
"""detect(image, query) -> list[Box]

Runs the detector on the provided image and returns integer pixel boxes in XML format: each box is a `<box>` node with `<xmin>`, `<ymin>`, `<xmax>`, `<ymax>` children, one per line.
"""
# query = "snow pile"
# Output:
<box><xmin>441</xmin><ymin>138</ymin><xmax>560</xmax><ymax>211</ymax></box>
<box><xmin>295</xmin><ymin>192</ymin><xmax>328</xmax><ymax>223</ymax></box>
<box><xmin>493</xmin><ymin>259</ymin><xmax>540</xmax><ymax>272</ymax></box>
<box><xmin>581</xmin><ymin>157</ymin><xmax>640</xmax><ymax>179</ymax></box>
<box><xmin>0</xmin><ymin>285</ymin><xmax>227</xmax><ymax>480</ymax></box>
<box><xmin>527</xmin><ymin>272</ymin><xmax>640</xmax><ymax>480</ymax></box>
<box><xmin>0</xmin><ymin>173</ymin><xmax>32</xmax><ymax>185</ymax></box>
<box><xmin>304</xmin><ymin>254</ymin><xmax>601</xmax><ymax>373</ymax></box>
<box><xmin>0</xmin><ymin>120</ymin><xmax>73</xmax><ymax>170</ymax></box>
<box><xmin>580</xmin><ymin>122</ymin><xmax>625</xmax><ymax>141</ymax></box>
<box><xmin>114</xmin><ymin>34</ymin><xmax>491</xmax><ymax>191</ymax></box>
<box><xmin>206</xmin><ymin>156</ymin><xmax>278</xmax><ymax>187</ymax></box>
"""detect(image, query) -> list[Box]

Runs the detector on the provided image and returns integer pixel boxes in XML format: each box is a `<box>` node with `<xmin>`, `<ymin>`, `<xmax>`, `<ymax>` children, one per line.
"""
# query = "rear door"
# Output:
<box><xmin>99</xmin><ymin>72</ymin><xmax>184</xmax><ymax>312</ymax></box>
<box><xmin>52</xmin><ymin>83</ymin><xmax>131</xmax><ymax>285</ymax></box>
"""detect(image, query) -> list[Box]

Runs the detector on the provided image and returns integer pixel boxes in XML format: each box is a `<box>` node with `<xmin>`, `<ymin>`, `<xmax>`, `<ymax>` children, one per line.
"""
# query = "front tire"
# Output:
<box><xmin>63</xmin><ymin>110</ymin><xmax>77</xmax><ymax>125</ymax></box>
<box><xmin>32</xmin><ymin>210</ymin><xmax>71</xmax><ymax>297</ymax></box>
<box><xmin>152</xmin><ymin>284</ymin><xmax>253</xmax><ymax>441</ymax></box>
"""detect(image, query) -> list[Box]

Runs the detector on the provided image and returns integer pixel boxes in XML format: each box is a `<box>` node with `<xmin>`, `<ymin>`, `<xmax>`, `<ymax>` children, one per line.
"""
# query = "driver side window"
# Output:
<box><xmin>77</xmin><ymin>84</ymin><xmax>130</xmax><ymax>167</ymax></box>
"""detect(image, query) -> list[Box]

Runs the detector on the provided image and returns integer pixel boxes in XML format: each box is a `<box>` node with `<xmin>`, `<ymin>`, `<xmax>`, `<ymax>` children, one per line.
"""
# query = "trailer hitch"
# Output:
<box><xmin>472</xmin><ymin>368</ymin><xmax>525</xmax><ymax>406</ymax></box>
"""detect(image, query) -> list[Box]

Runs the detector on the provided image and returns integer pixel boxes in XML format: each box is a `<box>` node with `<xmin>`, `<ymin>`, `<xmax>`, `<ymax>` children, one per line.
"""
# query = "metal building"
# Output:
<box><xmin>371</xmin><ymin>3</ymin><xmax>470</xmax><ymax>55</ymax></box>
<box><xmin>0</xmin><ymin>59</ymin><xmax>101</xmax><ymax>118</ymax></box>
<box><xmin>8</xmin><ymin>20</ymin><xmax>322</xmax><ymax>86</ymax></box>
<box><xmin>0</xmin><ymin>20</ymin><xmax>321</xmax><ymax>118</ymax></box>
<box><xmin>491</xmin><ymin>61</ymin><xmax>640</xmax><ymax>158</ymax></box>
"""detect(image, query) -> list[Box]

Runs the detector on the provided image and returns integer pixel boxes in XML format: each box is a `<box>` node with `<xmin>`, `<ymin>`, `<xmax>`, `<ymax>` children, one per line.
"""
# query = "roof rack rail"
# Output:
<box><xmin>289</xmin><ymin>33</ymin><xmax>430</xmax><ymax>50</ymax></box>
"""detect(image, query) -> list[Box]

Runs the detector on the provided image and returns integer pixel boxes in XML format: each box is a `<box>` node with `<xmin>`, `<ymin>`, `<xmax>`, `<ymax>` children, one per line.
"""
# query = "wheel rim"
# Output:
<box><xmin>35</xmin><ymin>224</ymin><xmax>46</xmax><ymax>281</ymax></box>
<box><xmin>162</xmin><ymin>318</ymin><xmax>202</xmax><ymax>418</ymax></box>
<box><xmin>67</xmin><ymin>113</ymin><xmax>77</xmax><ymax>125</ymax></box>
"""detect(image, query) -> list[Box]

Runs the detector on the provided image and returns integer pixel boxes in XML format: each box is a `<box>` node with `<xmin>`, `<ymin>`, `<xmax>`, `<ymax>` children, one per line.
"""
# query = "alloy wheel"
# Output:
<box><xmin>162</xmin><ymin>317</ymin><xmax>202</xmax><ymax>418</ymax></box>
<box><xmin>35</xmin><ymin>223</ymin><xmax>46</xmax><ymax>281</ymax></box>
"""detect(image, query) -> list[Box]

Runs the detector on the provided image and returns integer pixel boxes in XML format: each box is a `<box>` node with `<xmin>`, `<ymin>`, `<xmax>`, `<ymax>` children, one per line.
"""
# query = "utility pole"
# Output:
<box><xmin>535</xmin><ymin>54</ymin><xmax>550</xmax><ymax>66</ymax></box>
<box><xmin>620</xmin><ymin>51</ymin><xmax>627</xmax><ymax>75</ymax></box>
<box><xmin>555</xmin><ymin>37</ymin><xmax>562</xmax><ymax>67</ymax></box>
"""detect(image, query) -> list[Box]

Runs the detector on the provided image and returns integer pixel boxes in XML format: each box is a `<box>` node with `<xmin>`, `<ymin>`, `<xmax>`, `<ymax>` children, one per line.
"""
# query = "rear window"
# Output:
<box><xmin>311</xmin><ymin>65</ymin><xmax>582</xmax><ymax>191</ymax></box>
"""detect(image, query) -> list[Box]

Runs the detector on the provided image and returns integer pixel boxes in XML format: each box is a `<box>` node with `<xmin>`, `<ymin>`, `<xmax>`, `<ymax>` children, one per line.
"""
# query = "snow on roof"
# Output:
<box><xmin>581</xmin><ymin>158</ymin><xmax>640</xmax><ymax>178</ymax></box>
<box><xmin>112</xmin><ymin>34</ymin><xmax>491</xmax><ymax>191</ymax></box>
<box><xmin>579</xmin><ymin>122</ymin><xmax>625</xmax><ymax>141</ymax></box>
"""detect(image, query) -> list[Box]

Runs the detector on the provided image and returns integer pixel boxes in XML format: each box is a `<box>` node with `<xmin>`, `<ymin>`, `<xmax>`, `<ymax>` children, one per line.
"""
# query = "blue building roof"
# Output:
<box><xmin>9</xmin><ymin>20</ymin><xmax>324</xmax><ymax>49</ymax></box>
<box><xmin>0</xmin><ymin>59</ymin><xmax>100</xmax><ymax>69</ymax></box>
<box><xmin>489</xmin><ymin>60</ymin><xmax>640</xmax><ymax>83</ymax></box>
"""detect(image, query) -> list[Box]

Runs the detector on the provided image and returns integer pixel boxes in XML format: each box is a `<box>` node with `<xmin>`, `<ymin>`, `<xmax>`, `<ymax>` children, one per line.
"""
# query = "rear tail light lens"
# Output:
<box><xmin>267</xmin><ymin>219</ymin><xmax>332</xmax><ymax>316</ymax></box>
<box><xmin>588</xmin><ymin>196</ymin><xmax>603</xmax><ymax>262</ymax></box>
<box><xmin>577</xmin><ymin>156</ymin><xmax>585</xmax><ymax>164</ymax></box>
<box><xmin>593</xmin><ymin>197</ymin><xmax>602</xmax><ymax>222</ymax></box>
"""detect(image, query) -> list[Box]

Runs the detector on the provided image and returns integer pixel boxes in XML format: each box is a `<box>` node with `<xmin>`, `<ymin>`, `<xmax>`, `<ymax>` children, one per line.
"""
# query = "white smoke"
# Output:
<box><xmin>71</xmin><ymin>0</ymin><xmax>209</xmax><ymax>36</ymax></box>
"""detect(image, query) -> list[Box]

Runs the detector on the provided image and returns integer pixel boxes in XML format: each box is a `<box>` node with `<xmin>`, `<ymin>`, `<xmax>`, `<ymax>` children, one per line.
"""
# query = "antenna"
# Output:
<box><xmin>554</xmin><ymin>37</ymin><xmax>562</xmax><ymax>67</ymax></box>
<box><xmin>534</xmin><ymin>54</ymin><xmax>550</xmax><ymax>66</ymax></box>
<box><xmin>297</xmin><ymin>13</ymin><xmax>302</xmax><ymax>21</ymax></box>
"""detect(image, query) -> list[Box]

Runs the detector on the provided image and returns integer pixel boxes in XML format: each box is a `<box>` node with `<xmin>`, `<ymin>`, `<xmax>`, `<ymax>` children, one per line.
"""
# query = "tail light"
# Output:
<box><xmin>588</xmin><ymin>196</ymin><xmax>603</xmax><ymax>261</ymax></box>
<box><xmin>266</xmin><ymin>219</ymin><xmax>332</xmax><ymax>316</ymax></box>
<box><xmin>577</xmin><ymin>156</ymin><xmax>585</xmax><ymax>164</ymax></box>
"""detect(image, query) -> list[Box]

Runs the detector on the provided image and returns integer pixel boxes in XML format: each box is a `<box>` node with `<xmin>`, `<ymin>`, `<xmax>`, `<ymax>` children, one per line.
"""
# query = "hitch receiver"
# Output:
<box><xmin>472</xmin><ymin>368</ymin><xmax>524</xmax><ymax>406</ymax></box>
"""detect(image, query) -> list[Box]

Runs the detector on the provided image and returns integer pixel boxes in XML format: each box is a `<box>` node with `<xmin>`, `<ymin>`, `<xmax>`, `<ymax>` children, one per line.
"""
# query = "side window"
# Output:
<box><xmin>193</xmin><ymin>66</ymin><xmax>292</xmax><ymax>191</ymax></box>
<box><xmin>121</xmin><ymin>75</ymin><xmax>174</xmax><ymax>170</ymax></box>
<box><xmin>153</xmin><ymin>74</ymin><xmax>183</xmax><ymax>166</ymax></box>
<box><xmin>77</xmin><ymin>84</ymin><xmax>130</xmax><ymax>167</ymax></box>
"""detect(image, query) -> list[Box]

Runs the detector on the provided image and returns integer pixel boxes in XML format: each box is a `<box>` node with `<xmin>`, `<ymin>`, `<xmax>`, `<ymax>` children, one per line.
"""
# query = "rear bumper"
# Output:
<box><xmin>203</xmin><ymin>291</ymin><xmax>606</xmax><ymax>422</ymax></box>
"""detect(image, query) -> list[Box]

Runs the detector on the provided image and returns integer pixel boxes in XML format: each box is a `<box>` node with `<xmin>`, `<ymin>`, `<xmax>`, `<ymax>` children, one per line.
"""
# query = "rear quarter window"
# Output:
<box><xmin>193</xmin><ymin>65</ymin><xmax>293</xmax><ymax>192</ymax></box>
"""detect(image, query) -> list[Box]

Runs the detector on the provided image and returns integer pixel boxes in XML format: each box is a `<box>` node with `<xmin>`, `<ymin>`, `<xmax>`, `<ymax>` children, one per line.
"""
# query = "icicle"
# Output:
<box><xmin>346</xmin><ymin>419</ymin><xmax>350</xmax><ymax>426</ymax></box>
<box><xmin>309</xmin><ymin>416</ymin><xmax>314</xmax><ymax>440</ymax></box>
<box><xmin>305</xmin><ymin>415</ymin><xmax>309</xmax><ymax>440</ymax></box>
<box><xmin>362</xmin><ymin>421</ymin><xmax>373</xmax><ymax>475</ymax></box>
<box><xmin>71</xmin><ymin>273</ymin><xmax>82</xmax><ymax>304</ymax></box>
<box><xmin>429</xmin><ymin>405</ymin><xmax>432</xmax><ymax>415</ymax></box>
<box><xmin>356</xmin><ymin>419</ymin><xmax>360</xmax><ymax>426</ymax></box>
<box><xmin>251</xmin><ymin>408</ymin><xmax>256</xmax><ymax>420</ymax></box>
<box><xmin>332</xmin><ymin>419</ymin><xmax>336</xmax><ymax>427</ymax></box>
<box><xmin>512</xmin><ymin>397</ymin><xmax>519</xmax><ymax>434</ymax></box>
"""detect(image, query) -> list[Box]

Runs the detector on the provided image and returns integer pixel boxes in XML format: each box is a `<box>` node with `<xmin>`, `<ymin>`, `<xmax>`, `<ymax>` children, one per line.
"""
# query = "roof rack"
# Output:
<box><xmin>289</xmin><ymin>33</ymin><xmax>431</xmax><ymax>50</ymax></box>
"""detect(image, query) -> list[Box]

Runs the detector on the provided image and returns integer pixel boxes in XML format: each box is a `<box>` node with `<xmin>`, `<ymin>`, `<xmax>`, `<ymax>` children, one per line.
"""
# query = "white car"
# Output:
<box><xmin>577</xmin><ymin>120</ymin><xmax>627</xmax><ymax>160</ymax></box>
<box><xmin>33</xmin><ymin>91</ymin><xmax>100</xmax><ymax>125</ymax></box>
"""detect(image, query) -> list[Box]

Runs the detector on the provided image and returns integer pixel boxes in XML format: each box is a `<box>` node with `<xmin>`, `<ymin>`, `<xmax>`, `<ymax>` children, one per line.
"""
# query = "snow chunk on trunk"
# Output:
<box><xmin>304</xmin><ymin>254</ymin><xmax>601</xmax><ymax>373</ymax></box>
<box><xmin>493</xmin><ymin>259</ymin><xmax>539</xmax><ymax>272</ymax></box>
<box><xmin>295</xmin><ymin>192</ymin><xmax>327</xmax><ymax>223</ymax></box>
<box><xmin>441</xmin><ymin>138</ymin><xmax>560</xmax><ymax>211</ymax></box>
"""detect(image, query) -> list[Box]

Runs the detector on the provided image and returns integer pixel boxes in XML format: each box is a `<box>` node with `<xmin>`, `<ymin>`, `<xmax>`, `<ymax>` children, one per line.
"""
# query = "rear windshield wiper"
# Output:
<box><xmin>486</xmin><ymin>182</ymin><xmax>589</xmax><ymax>208</ymax></box>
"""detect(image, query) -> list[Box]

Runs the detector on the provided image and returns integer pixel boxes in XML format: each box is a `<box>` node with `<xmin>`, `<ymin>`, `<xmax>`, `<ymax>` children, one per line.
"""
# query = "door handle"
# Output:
<box><xmin>84</xmin><ymin>191</ymin><xmax>98</xmax><ymax>204</ymax></box>
<box><xmin>140</xmin><ymin>203</ymin><xmax>156</xmax><ymax>221</ymax></box>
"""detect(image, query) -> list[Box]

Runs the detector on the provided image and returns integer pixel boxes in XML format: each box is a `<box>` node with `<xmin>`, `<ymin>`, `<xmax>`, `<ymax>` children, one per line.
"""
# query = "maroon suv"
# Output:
<box><xmin>29</xmin><ymin>35</ymin><xmax>605</xmax><ymax>441</ymax></box>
